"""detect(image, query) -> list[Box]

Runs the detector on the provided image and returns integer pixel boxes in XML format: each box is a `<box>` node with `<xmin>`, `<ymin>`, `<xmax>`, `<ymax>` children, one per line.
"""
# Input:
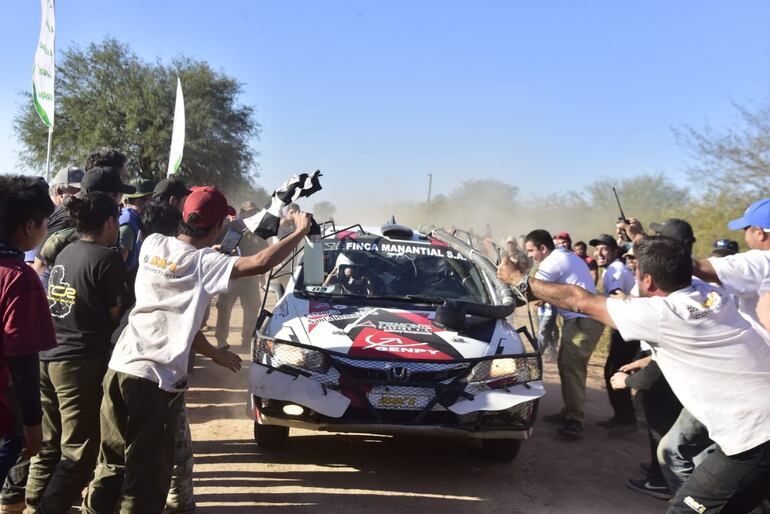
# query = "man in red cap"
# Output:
<box><xmin>553</xmin><ymin>231</ymin><xmax>571</xmax><ymax>250</ymax></box>
<box><xmin>83</xmin><ymin>186</ymin><xmax>311</xmax><ymax>513</ymax></box>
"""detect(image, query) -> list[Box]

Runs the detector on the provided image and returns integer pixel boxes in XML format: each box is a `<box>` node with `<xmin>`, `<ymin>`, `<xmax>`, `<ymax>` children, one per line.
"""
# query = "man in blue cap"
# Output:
<box><xmin>693</xmin><ymin>198</ymin><xmax>770</xmax><ymax>332</ymax></box>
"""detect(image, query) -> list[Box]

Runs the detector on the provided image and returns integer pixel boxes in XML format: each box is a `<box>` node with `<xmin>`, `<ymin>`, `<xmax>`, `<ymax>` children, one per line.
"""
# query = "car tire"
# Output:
<box><xmin>482</xmin><ymin>439</ymin><xmax>521</xmax><ymax>462</ymax></box>
<box><xmin>254</xmin><ymin>422</ymin><xmax>290</xmax><ymax>449</ymax></box>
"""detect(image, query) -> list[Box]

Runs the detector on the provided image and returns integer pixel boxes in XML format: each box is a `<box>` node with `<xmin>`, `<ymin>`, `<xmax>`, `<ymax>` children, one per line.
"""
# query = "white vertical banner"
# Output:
<box><xmin>167</xmin><ymin>77</ymin><xmax>185</xmax><ymax>176</ymax></box>
<box><xmin>32</xmin><ymin>0</ymin><xmax>55</xmax><ymax>129</ymax></box>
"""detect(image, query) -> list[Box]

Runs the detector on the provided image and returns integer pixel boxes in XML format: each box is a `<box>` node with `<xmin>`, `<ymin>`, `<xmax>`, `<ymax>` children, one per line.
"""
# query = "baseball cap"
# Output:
<box><xmin>649</xmin><ymin>219</ymin><xmax>695</xmax><ymax>243</ymax></box>
<box><xmin>589</xmin><ymin>234</ymin><xmax>618</xmax><ymax>249</ymax></box>
<box><xmin>727</xmin><ymin>199</ymin><xmax>770</xmax><ymax>231</ymax></box>
<box><xmin>124</xmin><ymin>179</ymin><xmax>156</xmax><ymax>199</ymax></box>
<box><xmin>81</xmin><ymin>167</ymin><xmax>135</xmax><ymax>194</ymax></box>
<box><xmin>154</xmin><ymin>177</ymin><xmax>192</xmax><ymax>200</ymax></box>
<box><xmin>554</xmin><ymin>231</ymin><xmax>571</xmax><ymax>241</ymax></box>
<box><xmin>52</xmin><ymin>166</ymin><xmax>84</xmax><ymax>187</ymax></box>
<box><xmin>182</xmin><ymin>186</ymin><xmax>236</xmax><ymax>228</ymax></box>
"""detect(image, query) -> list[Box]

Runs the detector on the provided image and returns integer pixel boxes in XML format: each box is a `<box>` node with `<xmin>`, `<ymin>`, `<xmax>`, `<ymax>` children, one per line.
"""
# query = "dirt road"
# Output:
<box><xmin>189</xmin><ymin>307</ymin><xmax>663</xmax><ymax>513</ymax></box>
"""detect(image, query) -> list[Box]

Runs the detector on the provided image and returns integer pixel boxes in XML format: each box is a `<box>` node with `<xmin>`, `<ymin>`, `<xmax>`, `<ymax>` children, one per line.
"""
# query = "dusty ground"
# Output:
<box><xmin>188</xmin><ymin>304</ymin><xmax>664</xmax><ymax>513</ymax></box>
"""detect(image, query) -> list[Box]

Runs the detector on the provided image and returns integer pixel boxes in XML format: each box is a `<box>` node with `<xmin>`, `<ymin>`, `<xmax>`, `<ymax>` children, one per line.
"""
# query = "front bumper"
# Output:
<box><xmin>248</xmin><ymin>338</ymin><xmax>544</xmax><ymax>436</ymax></box>
<box><xmin>253</xmin><ymin>401</ymin><xmax>535</xmax><ymax>440</ymax></box>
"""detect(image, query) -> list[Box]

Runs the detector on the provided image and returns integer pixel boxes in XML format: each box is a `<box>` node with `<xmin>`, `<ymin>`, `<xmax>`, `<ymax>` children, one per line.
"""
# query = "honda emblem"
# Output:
<box><xmin>388</xmin><ymin>366</ymin><xmax>410</xmax><ymax>382</ymax></box>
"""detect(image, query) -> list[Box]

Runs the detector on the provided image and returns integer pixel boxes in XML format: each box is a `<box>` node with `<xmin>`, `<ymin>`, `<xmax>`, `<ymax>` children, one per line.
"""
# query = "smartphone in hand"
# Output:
<box><xmin>219</xmin><ymin>227</ymin><xmax>243</xmax><ymax>255</ymax></box>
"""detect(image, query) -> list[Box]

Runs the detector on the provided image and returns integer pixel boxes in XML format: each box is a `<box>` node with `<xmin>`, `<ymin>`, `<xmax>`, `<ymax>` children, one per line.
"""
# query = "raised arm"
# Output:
<box><xmin>497</xmin><ymin>258</ymin><xmax>616</xmax><ymax>328</ymax></box>
<box><xmin>231</xmin><ymin>212</ymin><xmax>312</xmax><ymax>279</ymax></box>
<box><xmin>692</xmin><ymin>258</ymin><xmax>720</xmax><ymax>284</ymax></box>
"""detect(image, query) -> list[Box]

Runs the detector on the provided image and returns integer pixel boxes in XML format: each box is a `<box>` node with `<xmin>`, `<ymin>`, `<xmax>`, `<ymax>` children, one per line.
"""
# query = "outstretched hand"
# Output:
<box><xmin>497</xmin><ymin>257</ymin><xmax>524</xmax><ymax>285</ymax></box>
<box><xmin>291</xmin><ymin>211</ymin><xmax>313</xmax><ymax>236</ymax></box>
<box><xmin>213</xmin><ymin>348</ymin><xmax>242</xmax><ymax>372</ymax></box>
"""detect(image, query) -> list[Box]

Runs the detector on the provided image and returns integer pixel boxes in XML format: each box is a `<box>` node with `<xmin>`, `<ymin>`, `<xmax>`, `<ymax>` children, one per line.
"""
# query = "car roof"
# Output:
<box><xmin>325</xmin><ymin>223</ymin><xmax>433</xmax><ymax>243</ymax></box>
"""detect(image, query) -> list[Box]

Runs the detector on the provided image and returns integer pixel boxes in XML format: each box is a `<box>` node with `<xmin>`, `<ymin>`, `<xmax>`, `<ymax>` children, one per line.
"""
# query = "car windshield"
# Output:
<box><xmin>298</xmin><ymin>236</ymin><xmax>491</xmax><ymax>304</ymax></box>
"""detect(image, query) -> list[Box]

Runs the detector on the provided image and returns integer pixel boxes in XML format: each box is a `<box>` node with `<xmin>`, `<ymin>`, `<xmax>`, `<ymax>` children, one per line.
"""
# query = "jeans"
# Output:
<box><xmin>657</xmin><ymin>407</ymin><xmax>715</xmax><ymax>493</ymax></box>
<box><xmin>667</xmin><ymin>440</ymin><xmax>770</xmax><ymax>514</ymax></box>
<box><xmin>0</xmin><ymin>455</ymin><xmax>28</xmax><ymax>505</ymax></box>
<box><xmin>0</xmin><ymin>437</ymin><xmax>22</xmax><ymax>488</ymax></box>
<box><xmin>537</xmin><ymin>304</ymin><xmax>559</xmax><ymax>354</ymax></box>
<box><xmin>0</xmin><ymin>382</ymin><xmax>24</xmax><ymax>490</ymax></box>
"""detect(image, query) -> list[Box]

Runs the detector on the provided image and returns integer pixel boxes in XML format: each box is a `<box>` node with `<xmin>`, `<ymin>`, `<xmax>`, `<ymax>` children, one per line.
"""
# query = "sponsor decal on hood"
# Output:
<box><xmin>347</xmin><ymin>327</ymin><xmax>455</xmax><ymax>360</ymax></box>
<box><xmin>298</xmin><ymin>301</ymin><xmax>503</xmax><ymax>360</ymax></box>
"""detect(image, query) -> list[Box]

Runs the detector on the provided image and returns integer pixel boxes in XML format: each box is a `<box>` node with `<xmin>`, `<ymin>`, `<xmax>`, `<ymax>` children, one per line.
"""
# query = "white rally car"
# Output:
<box><xmin>248</xmin><ymin>223</ymin><xmax>544</xmax><ymax>461</ymax></box>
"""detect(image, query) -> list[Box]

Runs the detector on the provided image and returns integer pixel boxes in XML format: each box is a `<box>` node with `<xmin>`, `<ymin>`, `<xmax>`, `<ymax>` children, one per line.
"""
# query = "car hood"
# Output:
<box><xmin>265</xmin><ymin>297</ymin><xmax>525</xmax><ymax>361</ymax></box>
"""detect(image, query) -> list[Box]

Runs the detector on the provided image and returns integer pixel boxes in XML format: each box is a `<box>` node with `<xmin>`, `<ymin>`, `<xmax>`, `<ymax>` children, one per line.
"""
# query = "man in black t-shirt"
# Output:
<box><xmin>44</xmin><ymin>240</ymin><xmax>129</xmax><ymax>359</ymax></box>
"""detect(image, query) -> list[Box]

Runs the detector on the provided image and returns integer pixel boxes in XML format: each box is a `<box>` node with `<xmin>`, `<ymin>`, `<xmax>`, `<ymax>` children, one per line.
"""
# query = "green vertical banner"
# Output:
<box><xmin>167</xmin><ymin>77</ymin><xmax>186</xmax><ymax>176</ymax></box>
<box><xmin>33</xmin><ymin>0</ymin><xmax>55</xmax><ymax>128</ymax></box>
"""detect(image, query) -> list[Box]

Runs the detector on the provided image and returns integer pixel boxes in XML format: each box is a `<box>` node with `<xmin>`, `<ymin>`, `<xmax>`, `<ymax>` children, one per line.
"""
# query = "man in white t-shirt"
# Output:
<box><xmin>83</xmin><ymin>186</ymin><xmax>312</xmax><ymax>513</ymax></box>
<box><xmin>499</xmin><ymin>235</ymin><xmax>770</xmax><ymax>514</ymax></box>
<box><xmin>523</xmin><ymin>229</ymin><xmax>603</xmax><ymax>439</ymax></box>
<box><xmin>590</xmin><ymin>233</ymin><xmax>639</xmax><ymax>436</ymax></box>
<box><xmin>692</xmin><ymin>198</ymin><xmax>770</xmax><ymax>334</ymax></box>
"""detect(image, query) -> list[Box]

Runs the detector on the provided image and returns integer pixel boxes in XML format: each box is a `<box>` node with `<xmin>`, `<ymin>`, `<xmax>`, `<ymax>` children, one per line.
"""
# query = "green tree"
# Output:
<box><xmin>671</xmin><ymin>99</ymin><xmax>770</xmax><ymax>253</ymax></box>
<box><xmin>675</xmin><ymin>100</ymin><xmax>770</xmax><ymax>196</ymax></box>
<box><xmin>15</xmin><ymin>38</ymin><xmax>261</xmax><ymax>194</ymax></box>
<box><xmin>665</xmin><ymin>191</ymin><xmax>758</xmax><ymax>258</ymax></box>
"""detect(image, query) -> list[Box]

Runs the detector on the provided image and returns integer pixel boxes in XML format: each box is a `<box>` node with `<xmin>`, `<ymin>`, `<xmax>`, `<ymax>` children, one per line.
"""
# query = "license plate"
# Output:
<box><xmin>368</xmin><ymin>387</ymin><xmax>433</xmax><ymax>410</ymax></box>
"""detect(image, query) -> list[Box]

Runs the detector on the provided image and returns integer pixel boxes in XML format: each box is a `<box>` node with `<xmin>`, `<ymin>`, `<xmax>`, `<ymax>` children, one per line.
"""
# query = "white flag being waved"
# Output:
<box><xmin>32</xmin><ymin>0</ymin><xmax>55</xmax><ymax>128</ymax></box>
<box><xmin>167</xmin><ymin>77</ymin><xmax>185</xmax><ymax>176</ymax></box>
<box><xmin>244</xmin><ymin>171</ymin><xmax>323</xmax><ymax>239</ymax></box>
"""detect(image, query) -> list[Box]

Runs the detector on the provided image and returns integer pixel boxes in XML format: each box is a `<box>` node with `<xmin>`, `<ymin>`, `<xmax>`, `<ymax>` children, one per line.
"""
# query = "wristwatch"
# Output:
<box><xmin>517</xmin><ymin>275</ymin><xmax>530</xmax><ymax>297</ymax></box>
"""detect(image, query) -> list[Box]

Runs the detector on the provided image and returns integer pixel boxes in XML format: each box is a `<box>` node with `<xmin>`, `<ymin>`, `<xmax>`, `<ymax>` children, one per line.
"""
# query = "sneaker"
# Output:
<box><xmin>608</xmin><ymin>423</ymin><xmax>639</xmax><ymax>438</ymax></box>
<box><xmin>596</xmin><ymin>417</ymin><xmax>619</xmax><ymax>428</ymax></box>
<box><xmin>625</xmin><ymin>477</ymin><xmax>671</xmax><ymax>500</ymax></box>
<box><xmin>557</xmin><ymin>420</ymin><xmax>583</xmax><ymax>439</ymax></box>
<box><xmin>541</xmin><ymin>412</ymin><xmax>566</xmax><ymax>424</ymax></box>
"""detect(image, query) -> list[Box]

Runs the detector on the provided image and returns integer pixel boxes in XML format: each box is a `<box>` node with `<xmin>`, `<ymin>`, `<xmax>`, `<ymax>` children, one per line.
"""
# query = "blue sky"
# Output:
<box><xmin>1</xmin><ymin>1</ymin><xmax>769</xmax><ymax>216</ymax></box>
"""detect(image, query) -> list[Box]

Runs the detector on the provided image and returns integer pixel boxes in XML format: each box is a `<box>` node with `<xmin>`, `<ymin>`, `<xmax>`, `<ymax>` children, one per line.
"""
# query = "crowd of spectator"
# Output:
<box><xmin>496</xmin><ymin>203</ymin><xmax>768</xmax><ymax>513</ymax></box>
<box><xmin>0</xmin><ymin>149</ymin><xmax>310</xmax><ymax>513</ymax></box>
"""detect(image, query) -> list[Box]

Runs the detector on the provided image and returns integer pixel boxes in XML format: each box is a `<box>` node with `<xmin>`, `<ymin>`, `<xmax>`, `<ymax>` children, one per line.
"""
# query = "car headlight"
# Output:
<box><xmin>466</xmin><ymin>356</ymin><xmax>540</xmax><ymax>384</ymax></box>
<box><xmin>257</xmin><ymin>337</ymin><xmax>330</xmax><ymax>374</ymax></box>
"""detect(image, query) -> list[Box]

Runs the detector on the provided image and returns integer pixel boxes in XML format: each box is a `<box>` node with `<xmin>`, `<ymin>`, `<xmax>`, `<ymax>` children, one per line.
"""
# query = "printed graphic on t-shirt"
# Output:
<box><xmin>142</xmin><ymin>253</ymin><xmax>181</xmax><ymax>279</ymax></box>
<box><xmin>684</xmin><ymin>290</ymin><xmax>724</xmax><ymax>320</ymax></box>
<box><xmin>48</xmin><ymin>265</ymin><xmax>77</xmax><ymax>318</ymax></box>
